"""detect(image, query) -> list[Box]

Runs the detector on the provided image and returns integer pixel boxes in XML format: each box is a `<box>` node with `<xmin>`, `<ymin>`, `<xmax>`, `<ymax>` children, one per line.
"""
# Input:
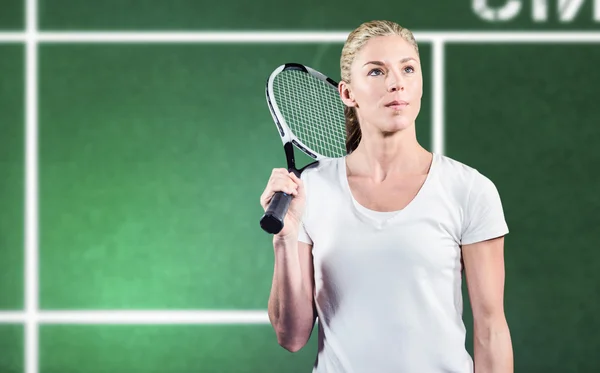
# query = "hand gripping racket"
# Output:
<box><xmin>260</xmin><ymin>63</ymin><xmax>347</xmax><ymax>234</ymax></box>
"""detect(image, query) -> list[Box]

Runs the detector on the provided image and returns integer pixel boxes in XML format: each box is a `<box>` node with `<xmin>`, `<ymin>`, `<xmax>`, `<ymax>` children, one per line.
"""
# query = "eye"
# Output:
<box><xmin>404</xmin><ymin>65</ymin><xmax>415</xmax><ymax>73</ymax></box>
<box><xmin>368</xmin><ymin>68</ymin><xmax>384</xmax><ymax>76</ymax></box>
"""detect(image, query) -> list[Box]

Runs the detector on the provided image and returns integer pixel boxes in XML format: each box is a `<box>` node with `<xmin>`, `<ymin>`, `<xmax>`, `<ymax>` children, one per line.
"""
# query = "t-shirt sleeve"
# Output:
<box><xmin>461</xmin><ymin>171</ymin><xmax>509</xmax><ymax>245</ymax></box>
<box><xmin>298</xmin><ymin>220</ymin><xmax>313</xmax><ymax>245</ymax></box>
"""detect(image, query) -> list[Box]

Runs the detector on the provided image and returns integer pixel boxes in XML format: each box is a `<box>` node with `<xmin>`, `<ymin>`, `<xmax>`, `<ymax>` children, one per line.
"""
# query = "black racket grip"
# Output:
<box><xmin>260</xmin><ymin>191</ymin><xmax>293</xmax><ymax>234</ymax></box>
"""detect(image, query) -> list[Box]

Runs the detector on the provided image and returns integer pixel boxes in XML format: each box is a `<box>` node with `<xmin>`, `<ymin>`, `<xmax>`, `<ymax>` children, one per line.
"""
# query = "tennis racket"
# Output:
<box><xmin>260</xmin><ymin>63</ymin><xmax>347</xmax><ymax>235</ymax></box>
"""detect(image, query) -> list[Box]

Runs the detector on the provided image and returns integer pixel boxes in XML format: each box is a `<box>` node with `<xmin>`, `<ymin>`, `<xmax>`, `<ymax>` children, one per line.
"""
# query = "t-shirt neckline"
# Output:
<box><xmin>338</xmin><ymin>152</ymin><xmax>438</xmax><ymax>228</ymax></box>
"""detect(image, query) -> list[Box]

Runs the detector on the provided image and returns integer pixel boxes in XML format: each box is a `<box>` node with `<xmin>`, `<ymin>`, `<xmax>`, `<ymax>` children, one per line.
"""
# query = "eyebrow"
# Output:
<box><xmin>363</xmin><ymin>57</ymin><xmax>417</xmax><ymax>67</ymax></box>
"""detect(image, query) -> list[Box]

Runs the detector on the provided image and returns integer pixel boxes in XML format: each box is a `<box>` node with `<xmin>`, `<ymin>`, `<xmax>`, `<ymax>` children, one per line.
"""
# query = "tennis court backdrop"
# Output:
<box><xmin>1</xmin><ymin>0</ymin><xmax>599</xmax><ymax>372</ymax></box>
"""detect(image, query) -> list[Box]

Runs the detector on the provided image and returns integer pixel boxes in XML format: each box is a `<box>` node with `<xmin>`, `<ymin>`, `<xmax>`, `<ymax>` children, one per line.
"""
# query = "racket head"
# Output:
<box><xmin>260</xmin><ymin>63</ymin><xmax>347</xmax><ymax>234</ymax></box>
<box><xmin>265</xmin><ymin>62</ymin><xmax>347</xmax><ymax>168</ymax></box>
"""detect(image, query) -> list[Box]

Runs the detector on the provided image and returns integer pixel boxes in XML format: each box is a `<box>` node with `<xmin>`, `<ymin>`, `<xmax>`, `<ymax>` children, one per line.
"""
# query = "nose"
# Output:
<box><xmin>387</xmin><ymin>73</ymin><xmax>404</xmax><ymax>92</ymax></box>
<box><xmin>388</xmin><ymin>84</ymin><xmax>403</xmax><ymax>92</ymax></box>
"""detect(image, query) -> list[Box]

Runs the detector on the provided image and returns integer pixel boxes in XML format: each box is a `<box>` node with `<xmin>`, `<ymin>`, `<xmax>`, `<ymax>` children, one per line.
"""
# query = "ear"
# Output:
<box><xmin>338</xmin><ymin>80</ymin><xmax>357</xmax><ymax>108</ymax></box>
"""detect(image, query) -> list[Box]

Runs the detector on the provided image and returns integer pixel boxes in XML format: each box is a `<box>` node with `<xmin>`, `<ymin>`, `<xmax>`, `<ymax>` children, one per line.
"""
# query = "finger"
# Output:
<box><xmin>288</xmin><ymin>173</ymin><xmax>303</xmax><ymax>194</ymax></box>
<box><xmin>288</xmin><ymin>172</ymin><xmax>302</xmax><ymax>184</ymax></box>
<box><xmin>270</xmin><ymin>171</ymin><xmax>295</xmax><ymax>187</ymax></box>
<box><xmin>273</xmin><ymin>168</ymin><xmax>289</xmax><ymax>177</ymax></box>
<box><xmin>266</xmin><ymin>180</ymin><xmax>298</xmax><ymax>198</ymax></box>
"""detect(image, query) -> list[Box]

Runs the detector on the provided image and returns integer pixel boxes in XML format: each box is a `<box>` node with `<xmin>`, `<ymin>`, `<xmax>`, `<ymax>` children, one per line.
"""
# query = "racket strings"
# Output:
<box><xmin>273</xmin><ymin>70</ymin><xmax>347</xmax><ymax>158</ymax></box>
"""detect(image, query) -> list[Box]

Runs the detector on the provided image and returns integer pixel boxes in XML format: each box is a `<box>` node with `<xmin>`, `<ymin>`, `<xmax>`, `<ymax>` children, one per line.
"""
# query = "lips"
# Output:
<box><xmin>385</xmin><ymin>100</ymin><xmax>409</xmax><ymax>108</ymax></box>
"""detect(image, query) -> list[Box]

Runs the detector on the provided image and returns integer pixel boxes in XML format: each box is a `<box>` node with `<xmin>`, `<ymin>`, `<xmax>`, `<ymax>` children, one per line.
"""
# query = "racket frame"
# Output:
<box><xmin>260</xmin><ymin>62</ymin><xmax>342</xmax><ymax>234</ymax></box>
<box><xmin>266</xmin><ymin>63</ymin><xmax>340</xmax><ymax>168</ymax></box>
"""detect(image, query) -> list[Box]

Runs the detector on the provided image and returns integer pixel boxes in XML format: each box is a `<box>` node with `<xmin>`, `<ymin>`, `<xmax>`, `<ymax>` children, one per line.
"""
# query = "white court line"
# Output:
<box><xmin>432</xmin><ymin>40</ymin><xmax>445</xmax><ymax>156</ymax></box>
<box><xmin>0</xmin><ymin>311</ymin><xmax>269</xmax><ymax>324</ymax></box>
<box><xmin>2</xmin><ymin>31</ymin><xmax>600</xmax><ymax>43</ymax></box>
<box><xmin>0</xmin><ymin>32</ymin><xmax>24</xmax><ymax>42</ymax></box>
<box><xmin>0</xmin><ymin>312</ymin><xmax>26</xmax><ymax>323</ymax></box>
<box><xmin>25</xmin><ymin>1</ymin><xmax>38</xmax><ymax>373</ymax></box>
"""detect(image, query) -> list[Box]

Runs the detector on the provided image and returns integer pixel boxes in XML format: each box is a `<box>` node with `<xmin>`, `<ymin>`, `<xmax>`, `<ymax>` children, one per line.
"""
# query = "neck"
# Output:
<box><xmin>347</xmin><ymin>124</ymin><xmax>431</xmax><ymax>183</ymax></box>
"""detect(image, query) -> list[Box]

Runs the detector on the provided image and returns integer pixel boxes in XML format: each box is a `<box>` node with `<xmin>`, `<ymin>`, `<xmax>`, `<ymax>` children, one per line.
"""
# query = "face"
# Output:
<box><xmin>339</xmin><ymin>35</ymin><xmax>423</xmax><ymax>135</ymax></box>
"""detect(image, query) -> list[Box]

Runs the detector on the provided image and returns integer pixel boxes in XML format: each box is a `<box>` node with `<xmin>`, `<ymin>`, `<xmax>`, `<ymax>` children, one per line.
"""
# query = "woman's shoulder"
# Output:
<box><xmin>300</xmin><ymin>157</ymin><xmax>343</xmax><ymax>182</ymax></box>
<box><xmin>434</xmin><ymin>154</ymin><xmax>508</xmax><ymax>241</ymax></box>
<box><xmin>434</xmin><ymin>153</ymin><xmax>502</xmax><ymax>202</ymax></box>
<box><xmin>435</xmin><ymin>153</ymin><xmax>490</xmax><ymax>184</ymax></box>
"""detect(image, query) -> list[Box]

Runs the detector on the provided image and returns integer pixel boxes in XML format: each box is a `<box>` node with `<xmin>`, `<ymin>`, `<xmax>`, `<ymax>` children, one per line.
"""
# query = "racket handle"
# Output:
<box><xmin>260</xmin><ymin>191</ymin><xmax>293</xmax><ymax>234</ymax></box>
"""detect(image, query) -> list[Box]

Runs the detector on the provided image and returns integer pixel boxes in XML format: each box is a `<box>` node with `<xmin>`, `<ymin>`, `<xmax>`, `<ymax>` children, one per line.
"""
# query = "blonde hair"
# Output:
<box><xmin>340</xmin><ymin>20</ymin><xmax>420</xmax><ymax>153</ymax></box>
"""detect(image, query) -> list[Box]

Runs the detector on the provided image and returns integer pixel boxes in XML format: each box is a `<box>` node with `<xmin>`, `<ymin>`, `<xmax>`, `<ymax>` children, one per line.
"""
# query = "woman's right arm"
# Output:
<box><xmin>260</xmin><ymin>169</ymin><xmax>317</xmax><ymax>352</ymax></box>
<box><xmin>268</xmin><ymin>237</ymin><xmax>316</xmax><ymax>352</ymax></box>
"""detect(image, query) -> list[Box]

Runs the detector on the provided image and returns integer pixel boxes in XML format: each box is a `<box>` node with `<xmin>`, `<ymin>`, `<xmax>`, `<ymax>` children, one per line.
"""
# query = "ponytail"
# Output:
<box><xmin>345</xmin><ymin>106</ymin><xmax>361</xmax><ymax>154</ymax></box>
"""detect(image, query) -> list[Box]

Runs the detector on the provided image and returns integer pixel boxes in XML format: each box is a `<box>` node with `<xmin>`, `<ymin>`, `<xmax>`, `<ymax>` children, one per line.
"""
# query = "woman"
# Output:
<box><xmin>260</xmin><ymin>20</ymin><xmax>513</xmax><ymax>373</ymax></box>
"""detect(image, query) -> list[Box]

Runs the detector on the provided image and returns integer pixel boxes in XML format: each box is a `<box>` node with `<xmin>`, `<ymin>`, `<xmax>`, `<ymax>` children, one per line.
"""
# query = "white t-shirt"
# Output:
<box><xmin>297</xmin><ymin>152</ymin><xmax>509</xmax><ymax>373</ymax></box>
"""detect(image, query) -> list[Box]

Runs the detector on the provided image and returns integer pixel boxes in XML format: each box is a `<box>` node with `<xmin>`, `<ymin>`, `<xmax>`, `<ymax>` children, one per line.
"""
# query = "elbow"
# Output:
<box><xmin>277</xmin><ymin>333</ymin><xmax>309</xmax><ymax>353</ymax></box>
<box><xmin>473</xmin><ymin>307</ymin><xmax>507</xmax><ymax>327</ymax></box>
<box><xmin>271</xmin><ymin>322</ymin><xmax>312</xmax><ymax>352</ymax></box>
<box><xmin>268</xmin><ymin>303</ymin><xmax>316</xmax><ymax>353</ymax></box>
<box><xmin>473</xmin><ymin>311</ymin><xmax>510</xmax><ymax>341</ymax></box>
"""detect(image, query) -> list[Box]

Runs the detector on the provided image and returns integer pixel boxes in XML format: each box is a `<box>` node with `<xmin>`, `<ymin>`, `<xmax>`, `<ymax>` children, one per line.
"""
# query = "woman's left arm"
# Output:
<box><xmin>462</xmin><ymin>236</ymin><xmax>514</xmax><ymax>373</ymax></box>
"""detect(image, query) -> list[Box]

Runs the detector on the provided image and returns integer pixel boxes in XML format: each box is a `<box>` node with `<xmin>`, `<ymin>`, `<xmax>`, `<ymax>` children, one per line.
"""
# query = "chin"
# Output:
<box><xmin>380</xmin><ymin>116</ymin><xmax>414</xmax><ymax>133</ymax></box>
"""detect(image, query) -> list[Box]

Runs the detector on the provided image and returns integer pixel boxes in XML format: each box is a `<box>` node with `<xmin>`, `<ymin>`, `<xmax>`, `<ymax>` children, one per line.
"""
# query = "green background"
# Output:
<box><xmin>36</xmin><ymin>0</ymin><xmax>600</xmax><ymax>30</ymax></box>
<box><xmin>0</xmin><ymin>44</ymin><xmax>25</xmax><ymax>311</ymax></box>
<box><xmin>446</xmin><ymin>43</ymin><xmax>600</xmax><ymax>372</ymax></box>
<box><xmin>2</xmin><ymin>0</ymin><xmax>600</xmax><ymax>372</ymax></box>
<box><xmin>39</xmin><ymin>325</ymin><xmax>317</xmax><ymax>373</ymax></box>
<box><xmin>0</xmin><ymin>325</ymin><xmax>23</xmax><ymax>373</ymax></box>
<box><xmin>0</xmin><ymin>0</ymin><xmax>23</xmax><ymax>30</ymax></box>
